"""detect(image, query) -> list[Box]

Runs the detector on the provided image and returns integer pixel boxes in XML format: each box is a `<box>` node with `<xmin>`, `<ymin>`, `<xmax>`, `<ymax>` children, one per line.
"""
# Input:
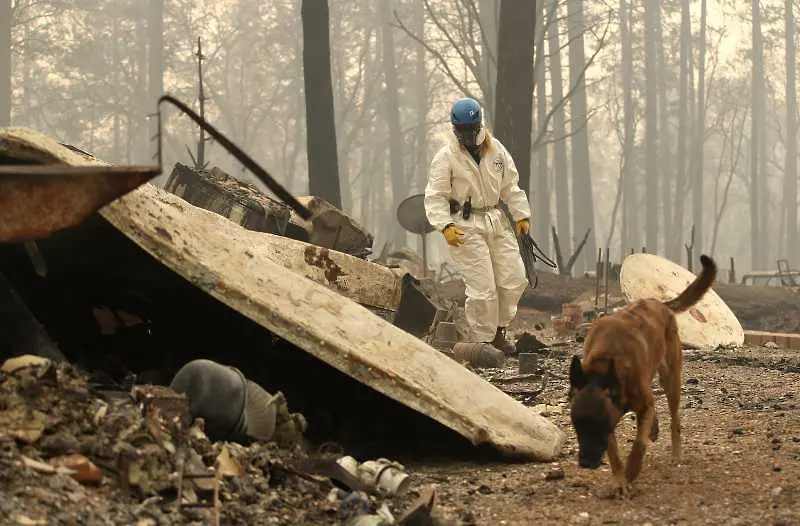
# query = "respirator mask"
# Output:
<box><xmin>453</xmin><ymin>123</ymin><xmax>485</xmax><ymax>148</ymax></box>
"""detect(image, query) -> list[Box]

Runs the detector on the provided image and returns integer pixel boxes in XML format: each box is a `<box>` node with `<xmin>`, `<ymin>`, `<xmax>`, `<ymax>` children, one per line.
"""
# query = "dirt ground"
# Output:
<box><xmin>4</xmin><ymin>332</ymin><xmax>797</xmax><ymax>525</ymax></box>
<box><xmin>2</xmin><ymin>295</ymin><xmax>800</xmax><ymax>525</ymax></box>
<box><xmin>405</xmin><ymin>341</ymin><xmax>800</xmax><ymax>526</ymax></box>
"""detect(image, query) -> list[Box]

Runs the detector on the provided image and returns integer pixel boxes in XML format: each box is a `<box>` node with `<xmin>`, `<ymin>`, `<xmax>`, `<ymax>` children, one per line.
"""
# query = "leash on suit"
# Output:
<box><xmin>519</xmin><ymin>232</ymin><xmax>558</xmax><ymax>289</ymax></box>
<box><xmin>524</xmin><ymin>233</ymin><xmax>557</xmax><ymax>269</ymax></box>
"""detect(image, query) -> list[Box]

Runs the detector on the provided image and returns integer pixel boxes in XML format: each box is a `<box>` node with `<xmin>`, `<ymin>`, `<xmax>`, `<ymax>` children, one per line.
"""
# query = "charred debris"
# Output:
<box><xmin>0</xmin><ymin>125</ymin><xmax>565</xmax><ymax>464</ymax></box>
<box><xmin>0</xmin><ymin>155</ymin><xmax>466</xmax><ymax>458</ymax></box>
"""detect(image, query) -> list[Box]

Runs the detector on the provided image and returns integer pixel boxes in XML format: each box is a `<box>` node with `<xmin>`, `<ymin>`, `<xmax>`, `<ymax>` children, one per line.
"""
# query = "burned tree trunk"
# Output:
<box><xmin>552</xmin><ymin>226</ymin><xmax>591</xmax><ymax>277</ymax></box>
<box><xmin>478</xmin><ymin>0</ymin><xmax>499</xmax><ymax>123</ymax></box>
<box><xmin>412</xmin><ymin>1</ymin><xmax>428</xmax><ymax>194</ymax></box>
<box><xmin>301</xmin><ymin>0</ymin><xmax>342</xmax><ymax>209</ymax></box>
<box><xmin>493</xmin><ymin>0</ymin><xmax>535</xmax><ymax>197</ymax></box>
<box><xmin>566</xmin><ymin>0</ymin><xmax>596</xmax><ymax>272</ymax></box>
<box><xmin>619</xmin><ymin>0</ymin><xmax>635</xmax><ymax>258</ymax></box>
<box><xmin>378</xmin><ymin>0</ymin><xmax>406</xmax><ymax>247</ymax></box>
<box><xmin>750</xmin><ymin>0</ymin><xmax>766</xmax><ymax>270</ymax></box>
<box><xmin>643</xmin><ymin>1</ymin><xmax>659</xmax><ymax>254</ymax></box>
<box><xmin>148</xmin><ymin>0</ymin><xmax>164</xmax><ymax>142</ymax></box>
<box><xmin>547</xmin><ymin>0</ymin><xmax>571</xmax><ymax>254</ymax></box>
<box><xmin>534</xmin><ymin>0</ymin><xmax>550</xmax><ymax>254</ymax></box>
<box><xmin>786</xmin><ymin>0</ymin><xmax>798</xmax><ymax>264</ymax></box>
<box><xmin>656</xmin><ymin>4</ymin><xmax>672</xmax><ymax>257</ymax></box>
<box><xmin>693</xmin><ymin>0</ymin><xmax>707</xmax><ymax>270</ymax></box>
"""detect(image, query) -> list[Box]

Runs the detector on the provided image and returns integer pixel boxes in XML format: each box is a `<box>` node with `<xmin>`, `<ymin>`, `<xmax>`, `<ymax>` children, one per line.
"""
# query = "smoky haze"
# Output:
<box><xmin>1</xmin><ymin>0</ymin><xmax>798</xmax><ymax>277</ymax></box>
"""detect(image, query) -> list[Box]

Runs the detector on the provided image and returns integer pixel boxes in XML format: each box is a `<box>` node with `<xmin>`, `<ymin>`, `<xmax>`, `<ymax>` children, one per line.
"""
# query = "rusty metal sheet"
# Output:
<box><xmin>0</xmin><ymin>166</ymin><xmax>160</xmax><ymax>243</ymax></box>
<box><xmin>0</xmin><ymin>127</ymin><xmax>566</xmax><ymax>460</ymax></box>
<box><xmin>0</xmin><ymin>129</ymin><xmax>159</xmax><ymax>242</ymax></box>
<box><xmin>619</xmin><ymin>253</ymin><xmax>745</xmax><ymax>349</ymax></box>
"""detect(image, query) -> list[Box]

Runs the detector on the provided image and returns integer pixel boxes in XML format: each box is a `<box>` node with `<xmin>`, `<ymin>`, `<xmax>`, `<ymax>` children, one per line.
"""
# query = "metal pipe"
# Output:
<box><xmin>594</xmin><ymin>248</ymin><xmax>601</xmax><ymax>316</ymax></box>
<box><xmin>604</xmin><ymin>246</ymin><xmax>610</xmax><ymax>314</ymax></box>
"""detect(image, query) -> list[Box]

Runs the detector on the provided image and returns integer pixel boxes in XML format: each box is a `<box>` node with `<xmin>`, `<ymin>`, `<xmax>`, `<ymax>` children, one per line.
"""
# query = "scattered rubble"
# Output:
<box><xmin>165</xmin><ymin>163</ymin><xmax>293</xmax><ymax>237</ymax></box>
<box><xmin>163</xmin><ymin>163</ymin><xmax>374</xmax><ymax>259</ymax></box>
<box><xmin>411</xmin><ymin>338</ymin><xmax>800</xmax><ymax>525</ymax></box>
<box><xmin>551</xmin><ymin>303</ymin><xmax>585</xmax><ymax>334</ymax></box>
<box><xmin>4</xmin><ymin>127</ymin><xmax>800</xmax><ymax>524</ymax></box>
<box><xmin>0</xmin><ymin>356</ymin><xmax>450</xmax><ymax>525</ymax></box>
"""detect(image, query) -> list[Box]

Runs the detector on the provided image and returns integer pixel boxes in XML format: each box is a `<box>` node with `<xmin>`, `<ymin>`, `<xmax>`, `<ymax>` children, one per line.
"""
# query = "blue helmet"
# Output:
<box><xmin>450</xmin><ymin>98</ymin><xmax>482</xmax><ymax>126</ymax></box>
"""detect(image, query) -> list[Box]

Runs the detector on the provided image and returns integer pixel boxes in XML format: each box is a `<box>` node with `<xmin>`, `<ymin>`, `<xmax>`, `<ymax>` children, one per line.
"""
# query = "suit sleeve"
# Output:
<box><xmin>424</xmin><ymin>149</ymin><xmax>454</xmax><ymax>232</ymax></box>
<box><xmin>499</xmin><ymin>144</ymin><xmax>532</xmax><ymax>222</ymax></box>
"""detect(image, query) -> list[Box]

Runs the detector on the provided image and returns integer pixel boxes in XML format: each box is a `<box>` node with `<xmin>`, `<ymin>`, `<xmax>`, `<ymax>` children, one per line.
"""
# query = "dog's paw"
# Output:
<box><xmin>610</xmin><ymin>482</ymin><xmax>631</xmax><ymax>499</ymax></box>
<box><xmin>607</xmin><ymin>478</ymin><xmax>631</xmax><ymax>499</ymax></box>
<box><xmin>620</xmin><ymin>482</ymin><xmax>632</xmax><ymax>498</ymax></box>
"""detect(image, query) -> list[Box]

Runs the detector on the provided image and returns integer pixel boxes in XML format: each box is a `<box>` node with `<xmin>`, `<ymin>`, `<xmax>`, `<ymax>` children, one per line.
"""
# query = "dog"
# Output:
<box><xmin>568</xmin><ymin>255</ymin><xmax>717</xmax><ymax>496</ymax></box>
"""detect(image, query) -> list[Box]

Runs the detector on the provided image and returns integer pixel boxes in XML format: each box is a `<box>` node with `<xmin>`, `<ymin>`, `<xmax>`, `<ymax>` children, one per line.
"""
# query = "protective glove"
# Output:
<box><xmin>442</xmin><ymin>224</ymin><xmax>465</xmax><ymax>247</ymax></box>
<box><xmin>515</xmin><ymin>218</ymin><xmax>531</xmax><ymax>237</ymax></box>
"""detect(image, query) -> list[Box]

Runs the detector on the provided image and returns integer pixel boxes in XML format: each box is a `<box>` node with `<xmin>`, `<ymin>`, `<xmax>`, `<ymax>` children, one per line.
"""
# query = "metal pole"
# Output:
<box><xmin>594</xmin><ymin>248</ymin><xmax>601</xmax><ymax>315</ymax></box>
<box><xmin>196</xmin><ymin>37</ymin><xmax>206</xmax><ymax>168</ymax></box>
<box><xmin>604</xmin><ymin>246</ymin><xmax>610</xmax><ymax>314</ymax></box>
<box><xmin>421</xmin><ymin>233</ymin><xmax>428</xmax><ymax>277</ymax></box>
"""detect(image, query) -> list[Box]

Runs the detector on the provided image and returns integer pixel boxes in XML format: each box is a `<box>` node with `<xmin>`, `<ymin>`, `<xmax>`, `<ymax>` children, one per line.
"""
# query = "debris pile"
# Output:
<box><xmin>164</xmin><ymin>163</ymin><xmax>293</xmax><ymax>236</ymax></box>
<box><xmin>0</xmin><ymin>356</ymin><xmax>434</xmax><ymax>525</ymax></box>
<box><xmin>164</xmin><ymin>162</ymin><xmax>374</xmax><ymax>258</ymax></box>
<box><xmin>551</xmin><ymin>303</ymin><xmax>584</xmax><ymax>333</ymax></box>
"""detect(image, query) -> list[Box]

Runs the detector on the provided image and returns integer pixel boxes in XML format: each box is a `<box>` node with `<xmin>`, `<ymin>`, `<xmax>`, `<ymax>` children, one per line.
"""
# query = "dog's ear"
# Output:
<box><xmin>569</xmin><ymin>355</ymin><xmax>586</xmax><ymax>389</ymax></box>
<box><xmin>604</xmin><ymin>361</ymin><xmax>622</xmax><ymax>405</ymax></box>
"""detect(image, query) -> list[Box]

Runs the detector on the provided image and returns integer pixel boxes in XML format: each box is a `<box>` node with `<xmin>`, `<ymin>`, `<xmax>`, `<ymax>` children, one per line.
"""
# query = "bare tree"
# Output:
<box><xmin>478</xmin><ymin>0</ymin><xmax>499</xmax><ymax>121</ymax></box>
<box><xmin>785</xmin><ymin>0</ymin><xmax>798</xmax><ymax>264</ymax></box>
<box><xmin>710</xmin><ymin>97</ymin><xmax>748</xmax><ymax>257</ymax></box>
<box><xmin>0</xmin><ymin>0</ymin><xmax>10</xmax><ymax>127</ymax></box>
<box><xmin>566</xmin><ymin>0</ymin><xmax>596</xmax><ymax>271</ymax></box>
<box><xmin>392</xmin><ymin>0</ymin><xmax>605</xmax><ymax>150</ymax></box>
<box><xmin>493</xmin><ymin>0</ymin><xmax>535</xmax><ymax>196</ymax></box>
<box><xmin>534</xmin><ymin>0</ymin><xmax>550</xmax><ymax>253</ymax></box>
<box><xmin>750</xmin><ymin>0</ymin><xmax>765</xmax><ymax>269</ymax></box>
<box><xmin>548</xmin><ymin>0</ymin><xmax>571</xmax><ymax>253</ymax></box>
<box><xmin>643</xmin><ymin>1</ymin><xmax>659</xmax><ymax>253</ymax></box>
<box><xmin>655</xmin><ymin>3</ymin><xmax>671</xmax><ymax>257</ymax></box>
<box><xmin>671</xmin><ymin>0</ymin><xmax>692</xmax><ymax>261</ymax></box>
<box><xmin>301</xmin><ymin>0</ymin><xmax>342</xmax><ymax>208</ymax></box>
<box><xmin>617</xmin><ymin>0</ymin><xmax>635</xmax><ymax>258</ymax></box>
<box><xmin>393</xmin><ymin>1</ymin><xmax>490</xmax><ymax>113</ymax></box>
<box><xmin>148</xmin><ymin>0</ymin><xmax>164</xmax><ymax>151</ymax></box>
<box><xmin>378</xmin><ymin>0</ymin><xmax>406</xmax><ymax>245</ymax></box>
<box><xmin>693</xmin><ymin>0</ymin><xmax>707</xmax><ymax>269</ymax></box>
<box><xmin>413</xmin><ymin>1</ymin><xmax>428</xmax><ymax>193</ymax></box>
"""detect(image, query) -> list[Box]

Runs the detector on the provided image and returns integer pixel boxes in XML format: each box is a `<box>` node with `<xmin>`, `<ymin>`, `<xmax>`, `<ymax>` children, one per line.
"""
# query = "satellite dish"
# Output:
<box><xmin>396</xmin><ymin>194</ymin><xmax>435</xmax><ymax>276</ymax></box>
<box><xmin>397</xmin><ymin>194</ymin><xmax>435</xmax><ymax>235</ymax></box>
<box><xmin>619</xmin><ymin>253</ymin><xmax>744</xmax><ymax>349</ymax></box>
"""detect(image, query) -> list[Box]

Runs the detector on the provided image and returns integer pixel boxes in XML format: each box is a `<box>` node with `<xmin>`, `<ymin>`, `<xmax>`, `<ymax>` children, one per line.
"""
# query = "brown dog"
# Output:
<box><xmin>568</xmin><ymin>254</ymin><xmax>717</xmax><ymax>496</ymax></box>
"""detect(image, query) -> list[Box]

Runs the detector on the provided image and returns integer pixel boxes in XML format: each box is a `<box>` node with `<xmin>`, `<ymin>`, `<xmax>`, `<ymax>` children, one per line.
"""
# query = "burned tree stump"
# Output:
<box><xmin>551</xmin><ymin>227</ymin><xmax>591</xmax><ymax>277</ymax></box>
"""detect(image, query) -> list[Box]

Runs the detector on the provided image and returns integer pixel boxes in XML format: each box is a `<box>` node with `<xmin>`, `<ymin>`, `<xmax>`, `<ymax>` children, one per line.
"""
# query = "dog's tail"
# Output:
<box><xmin>663</xmin><ymin>255</ymin><xmax>718</xmax><ymax>313</ymax></box>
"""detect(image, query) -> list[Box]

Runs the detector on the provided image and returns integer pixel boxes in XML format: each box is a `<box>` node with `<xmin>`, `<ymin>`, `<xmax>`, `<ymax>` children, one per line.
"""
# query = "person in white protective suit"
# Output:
<box><xmin>424</xmin><ymin>97</ymin><xmax>531</xmax><ymax>355</ymax></box>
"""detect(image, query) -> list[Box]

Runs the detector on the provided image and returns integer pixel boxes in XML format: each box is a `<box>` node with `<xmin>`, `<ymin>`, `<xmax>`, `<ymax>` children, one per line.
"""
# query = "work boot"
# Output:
<box><xmin>489</xmin><ymin>326</ymin><xmax>516</xmax><ymax>356</ymax></box>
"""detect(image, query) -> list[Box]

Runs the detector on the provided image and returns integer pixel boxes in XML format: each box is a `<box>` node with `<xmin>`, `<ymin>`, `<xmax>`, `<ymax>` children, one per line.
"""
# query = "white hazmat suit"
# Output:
<box><xmin>424</xmin><ymin>131</ymin><xmax>531</xmax><ymax>343</ymax></box>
